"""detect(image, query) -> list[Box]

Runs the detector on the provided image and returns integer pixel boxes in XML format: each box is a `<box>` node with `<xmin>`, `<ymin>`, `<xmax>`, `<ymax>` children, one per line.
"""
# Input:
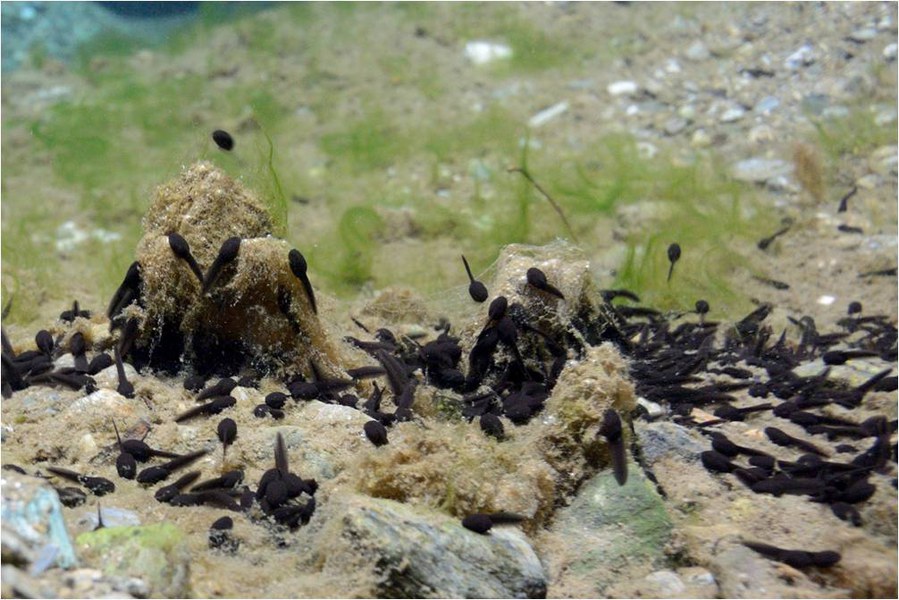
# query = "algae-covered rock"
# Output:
<box><xmin>538</xmin><ymin>466</ymin><xmax>673</xmax><ymax>598</ymax></box>
<box><xmin>345</xmin><ymin>346</ymin><xmax>634</xmax><ymax>528</ymax></box>
<box><xmin>456</xmin><ymin>241</ymin><xmax>623</xmax><ymax>350</ymax></box>
<box><xmin>75</xmin><ymin>523</ymin><xmax>190</xmax><ymax>598</ymax></box>
<box><xmin>536</xmin><ymin>343</ymin><xmax>635</xmax><ymax>495</ymax></box>
<box><xmin>240</xmin><ymin>406</ymin><xmax>373</xmax><ymax>482</ymax></box>
<box><xmin>314</xmin><ymin>493</ymin><xmax>547</xmax><ymax>599</ymax></box>
<box><xmin>345</xmin><ymin>420</ymin><xmax>557</xmax><ymax>525</ymax></box>
<box><xmin>1</xmin><ymin>471</ymin><xmax>77</xmax><ymax>571</ymax></box>
<box><xmin>120</xmin><ymin>161</ymin><xmax>346</xmax><ymax>377</ymax></box>
<box><xmin>634</xmin><ymin>420</ymin><xmax>706</xmax><ymax>466</ymax></box>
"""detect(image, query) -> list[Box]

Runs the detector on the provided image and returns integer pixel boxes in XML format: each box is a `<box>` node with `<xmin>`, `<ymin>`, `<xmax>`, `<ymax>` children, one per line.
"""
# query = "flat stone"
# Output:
<box><xmin>316</xmin><ymin>493</ymin><xmax>546</xmax><ymax>598</ymax></box>
<box><xmin>685</xmin><ymin>40</ymin><xmax>710</xmax><ymax>61</ymax></box>
<box><xmin>691</xmin><ymin>129</ymin><xmax>712</xmax><ymax>148</ymax></box>
<box><xmin>607</xmin><ymin>80</ymin><xmax>639</xmax><ymax>97</ymax></box>
<box><xmin>245</xmin><ymin>407</ymin><xmax>373</xmax><ymax>482</ymax></box>
<box><xmin>93</xmin><ymin>363</ymin><xmax>139</xmax><ymax>391</ymax></box>
<box><xmin>720</xmin><ymin>106</ymin><xmax>746</xmax><ymax>123</ymax></box>
<box><xmin>636</xmin><ymin>397</ymin><xmax>664</xmax><ymax>419</ymax></box>
<box><xmin>848</xmin><ymin>28</ymin><xmax>877</xmax><ymax>43</ymax></box>
<box><xmin>528</xmin><ymin>101</ymin><xmax>569</xmax><ymax>128</ymax></box>
<box><xmin>754</xmin><ymin>96</ymin><xmax>779</xmax><ymax>114</ymax></box>
<box><xmin>664</xmin><ymin>117</ymin><xmax>688</xmax><ymax>136</ymax></box>
<box><xmin>644</xmin><ymin>570</ymin><xmax>686</xmax><ymax>596</ymax></box>
<box><xmin>793</xmin><ymin>357</ymin><xmax>894</xmax><ymax>388</ymax></box>
<box><xmin>1</xmin><ymin>472</ymin><xmax>78</xmax><ymax>570</ymax></box>
<box><xmin>540</xmin><ymin>467</ymin><xmax>672</xmax><ymax>596</ymax></box>
<box><xmin>76</xmin><ymin>506</ymin><xmax>142</xmax><ymax>531</ymax></box>
<box><xmin>635</xmin><ymin>420</ymin><xmax>705</xmax><ymax>465</ymax></box>
<box><xmin>730</xmin><ymin>158</ymin><xmax>793</xmax><ymax>183</ymax></box>
<box><xmin>464</xmin><ymin>41</ymin><xmax>512</xmax><ymax>65</ymax></box>
<box><xmin>76</xmin><ymin>523</ymin><xmax>190</xmax><ymax>598</ymax></box>
<box><xmin>869</xmin><ymin>145</ymin><xmax>898</xmax><ymax>176</ymax></box>
<box><xmin>784</xmin><ymin>44</ymin><xmax>815</xmax><ymax>69</ymax></box>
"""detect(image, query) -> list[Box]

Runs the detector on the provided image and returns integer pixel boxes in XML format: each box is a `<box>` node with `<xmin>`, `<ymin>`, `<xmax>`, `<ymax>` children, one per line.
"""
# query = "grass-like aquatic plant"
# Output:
<box><xmin>532</xmin><ymin>135</ymin><xmax>777</xmax><ymax>317</ymax></box>
<box><xmin>0</xmin><ymin>2</ymin><xmax>834</xmax><ymax>325</ymax></box>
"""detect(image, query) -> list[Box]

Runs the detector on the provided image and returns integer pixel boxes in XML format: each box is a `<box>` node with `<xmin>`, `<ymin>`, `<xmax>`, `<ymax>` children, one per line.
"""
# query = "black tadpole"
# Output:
<box><xmin>113</xmin><ymin>346</ymin><xmax>134</xmax><ymax>399</ymax></box>
<box><xmin>526</xmin><ymin>267</ymin><xmax>565</xmax><ymax>300</ymax></box>
<box><xmin>487</xmin><ymin>296</ymin><xmax>508</xmax><ymax>322</ymax></box>
<box><xmin>462</xmin><ymin>513</ymin><xmax>493</xmax><ymax>534</ymax></box>
<box><xmin>107</xmin><ymin>261</ymin><xmax>142</xmax><ymax>320</ymax></box>
<box><xmin>479</xmin><ymin>413</ymin><xmax>504</xmax><ymax>440</ymax></box>
<box><xmin>695</xmin><ymin>299</ymin><xmax>710</xmax><ymax>324</ymax></box>
<box><xmin>212</xmin><ymin>129</ymin><xmax>235</xmax><ymax>151</ymax></box>
<box><xmin>202</xmin><ymin>237</ymin><xmax>241</xmax><ymax>294</ymax></box>
<box><xmin>117</xmin><ymin>317</ymin><xmax>139</xmax><ymax>360</ymax></box>
<box><xmin>599</xmin><ymin>409</ymin><xmax>627</xmax><ymax>485</ymax></box>
<box><xmin>461</xmin><ymin>255</ymin><xmax>488</xmax><ymax>303</ymax></box>
<box><xmin>174</xmin><ymin>396</ymin><xmax>236</xmax><ymax>422</ymax></box>
<box><xmin>111</xmin><ymin>420</ymin><xmax>138</xmax><ymax>479</ymax></box>
<box><xmin>217</xmin><ymin>418</ymin><xmax>237</xmax><ymax>460</ymax></box>
<box><xmin>95</xmin><ymin>503</ymin><xmax>105</xmax><ymax>531</ymax></box>
<box><xmin>757</xmin><ymin>222</ymin><xmax>791</xmax><ymax>251</ymax></box>
<box><xmin>837</xmin><ymin>186</ymin><xmax>857</xmax><ymax>213</ymax></box>
<box><xmin>167</xmin><ymin>233</ymin><xmax>205</xmax><ymax>284</ymax></box>
<box><xmin>35</xmin><ymin>330</ymin><xmax>54</xmax><ymax>356</ymax></box>
<box><xmin>70</xmin><ymin>332</ymin><xmax>89</xmax><ymax>373</ymax></box>
<box><xmin>288</xmin><ymin>249</ymin><xmax>317</xmax><ymax>314</ymax></box>
<box><xmin>363</xmin><ymin>420</ymin><xmax>389</xmax><ymax>447</ymax></box>
<box><xmin>666</xmin><ymin>243</ymin><xmax>681</xmax><ymax>283</ymax></box>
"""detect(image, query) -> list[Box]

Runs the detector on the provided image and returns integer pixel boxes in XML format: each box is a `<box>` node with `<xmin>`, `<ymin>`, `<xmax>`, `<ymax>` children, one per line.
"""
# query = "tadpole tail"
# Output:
<box><xmin>610</xmin><ymin>437</ymin><xmax>628</xmax><ymax>486</ymax></box>
<box><xmin>298</xmin><ymin>275</ymin><xmax>317</xmax><ymax>315</ymax></box>
<box><xmin>274</xmin><ymin>432</ymin><xmax>289</xmax><ymax>475</ymax></box>
<box><xmin>288</xmin><ymin>249</ymin><xmax>317</xmax><ymax>314</ymax></box>
<box><xmin>107</xmin><ymin>261</ymin><xmax>141</xmax><ymax>320</ymax></box>
<box><xmin>160</xmin><ymin>449</ymin><xmax>209</xmax><ymax>473</ymax></box>
<box><xmin>461</xmin><ymin>255</ymin><xmax>475</xmax><ymax>282</ymax></box>
<box><xmin>202</xmin><ymin>237</ymin><xmax>241</xmax><ymax>294</ymax></box>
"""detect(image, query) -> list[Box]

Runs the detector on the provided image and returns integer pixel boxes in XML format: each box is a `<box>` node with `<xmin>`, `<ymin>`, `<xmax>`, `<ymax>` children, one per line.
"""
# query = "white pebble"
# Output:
<box><xmin>637</xmin><ymin>397</ymin><xmax>664</xmax><ymax>418</ymax></box>
<box><xmin>645</xmin><ymin>570</ymin><xmax>686</xmax><ymax>595</ymax></box>
<box><xmin>784</xmin><ymin>44</ymin><xmax>815</xmax><ymax>69</ymax></box>
<box><xmin>78</xmin><ymin>433</ymin><xmax>98</xmax><ymax>457</ymax></box>
<box><xmin>817</xmin><ymin>295</ymin><xmax>836</xmax><ymax>306</ymax></box>
<box><xmin>685</xmin><ymin>41</ymin><xmax>710</xmax><ymax>61</ymax></box>
<box><xmin>607</xmin><ymin>80</ymin><xmax>639</xmax><ymax>97</ymax></box>
<box><xmin>528</xmin><ymin>101</ymin><xmax>569</xmax><ymax>128</ymax></box>
<box><xmin>720</xmin><ymin>106</ymin><xmax>746</xmax><ymax>123</ymax></box>
<box><xmin>464</xmin><ymin>41</ymin><xmax>512</xmax><ymax>65</ymax></box>
<box><xmin>636</xmin><ymin>142</ymin><xmax>658</xmax><ymax>159</ymax></box>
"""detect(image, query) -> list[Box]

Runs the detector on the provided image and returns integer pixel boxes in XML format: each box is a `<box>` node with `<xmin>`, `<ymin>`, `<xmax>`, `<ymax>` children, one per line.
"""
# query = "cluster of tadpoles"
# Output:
<box><xmin>3</xmin><ymin>139</ymin><xmax>895</xmax><ymax>562</ymax></box>
<box><xmin>0</xmin><ymin>236</ymin><xmax>696</xmax><ymax>547</ymax></box>
<box><xmin>611</xmin><ymin>288</ymin><xmax>897</xmax><ymax>569</ymax></box>
<box><xmin>1</xmin><ymin>323</ymin><xmax>113</xmax><ymax>399</ymax></box>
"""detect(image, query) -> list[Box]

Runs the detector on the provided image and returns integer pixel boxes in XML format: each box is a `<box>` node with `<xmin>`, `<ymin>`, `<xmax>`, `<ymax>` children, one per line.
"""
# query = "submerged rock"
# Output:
<box><xmin>539</xmin><ymin>466</ymin><xmax>673</xmax><ymax>597</ymax></box>
<box><xmin>1</xmin><ymin>471</ymin><xmax>77</xmax><ymax>571</ymax></box>
<box><xmin>315</xmin><ymin>493</ymin><xmax>546</xmax><ymax>598</ymax></box>
<box><xmin>75</xmin><ymin>523</ymin><xmax>190</xmax><ymax>598</ymax></box>
<box><xmin>730</xmin><ymin>158</ymin><xmax>793</xmax><ymax>183</ymax></box>
<box><xmin>124</xmin><ymin>162</ymin><xmax>346</xmax><ymax>378</ymax></box>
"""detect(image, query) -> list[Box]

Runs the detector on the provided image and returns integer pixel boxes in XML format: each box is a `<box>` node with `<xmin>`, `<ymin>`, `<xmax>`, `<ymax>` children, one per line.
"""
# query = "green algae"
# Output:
<box><xmin>565</xmin><ymin>468</ymin><xmax>673</xmax><ymax>576</ymax></box>
<box><xmin>76</xmin><ymin>523</ymin><xmax>190</xmax><ymax>597</ymax></box>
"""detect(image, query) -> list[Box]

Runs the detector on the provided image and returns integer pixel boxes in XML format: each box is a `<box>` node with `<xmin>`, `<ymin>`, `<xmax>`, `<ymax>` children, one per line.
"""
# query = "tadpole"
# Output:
<box><xmin>461</xmin><ymin>255</ymin><xmax>488</xmax><ymax>303</ymax></box>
